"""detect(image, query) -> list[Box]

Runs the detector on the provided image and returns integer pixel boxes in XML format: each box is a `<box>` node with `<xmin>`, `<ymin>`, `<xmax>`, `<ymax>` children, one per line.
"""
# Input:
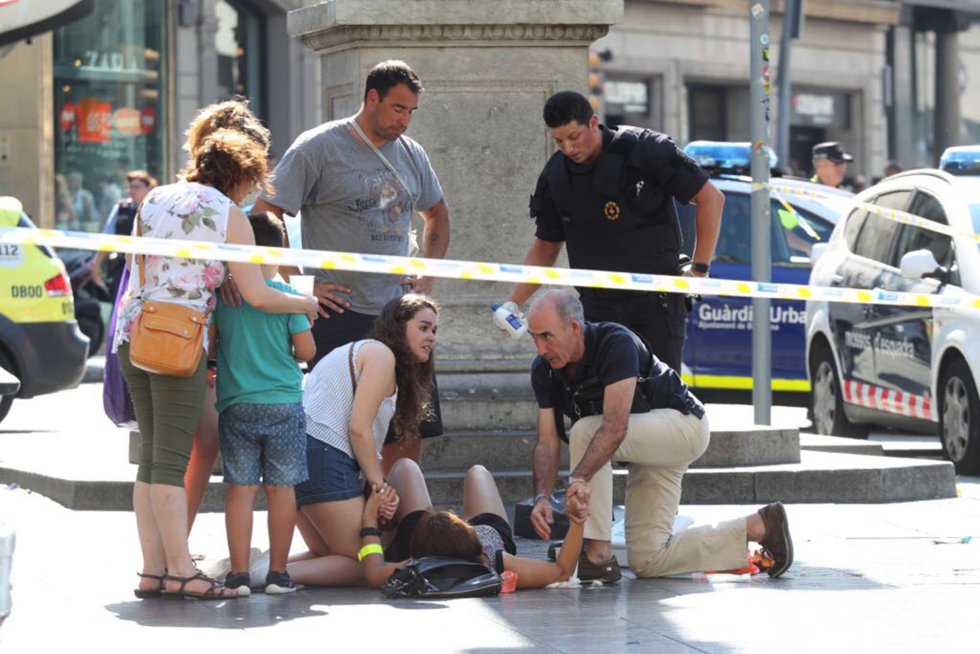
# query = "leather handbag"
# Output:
<box><xmin>380</xmin><ymin>556</ymin><xmax>502</xmax><ymax>599</ymax></box>
<box><xmin>128</xmin><ymin>210</ymin><xmax>209</xmax><ymax>377</ymax></box>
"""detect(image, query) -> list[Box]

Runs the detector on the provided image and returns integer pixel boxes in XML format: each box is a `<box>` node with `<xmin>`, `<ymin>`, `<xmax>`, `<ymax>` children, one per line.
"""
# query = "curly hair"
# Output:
<box><xmin>181</xmin><ymin>128</ymin><xmax>270</xmax><ymax>199</ymax></box>
<box><xmin>409</xmin><ymin>510</ymin><xmax>483</xmax><ymax>563</ymax></box>
<box><xmin>183</xmin><ymin>98</ymin><xmax>270</xmax><ymax>157</ymax></box>
<box><xmin>368</xmin><ymin>293</ymin><xmax>439</xmax><ymax>441</ymax></box>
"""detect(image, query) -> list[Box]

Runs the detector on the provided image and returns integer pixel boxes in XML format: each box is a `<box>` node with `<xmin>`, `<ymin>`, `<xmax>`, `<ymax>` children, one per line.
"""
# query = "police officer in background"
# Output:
<box><xmin>810</xmin><ymin>141</ymin><xmax>853</xmax><ymax>189</ymax></box>
<box><xmin>494</xmin><ymin>91</ymin><xmax>723</xmax><ymax>372</ymax></box>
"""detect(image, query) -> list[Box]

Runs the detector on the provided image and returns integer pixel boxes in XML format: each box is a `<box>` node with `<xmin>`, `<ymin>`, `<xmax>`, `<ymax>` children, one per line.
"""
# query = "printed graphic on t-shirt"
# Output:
<box><xmin>349</xmin><ymin>170</ymin><xmax>410</xmax><ymax>245</ymax></box>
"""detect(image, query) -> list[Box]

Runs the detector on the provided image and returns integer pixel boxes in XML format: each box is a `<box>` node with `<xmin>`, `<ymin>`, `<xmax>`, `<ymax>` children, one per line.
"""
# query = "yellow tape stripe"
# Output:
<box><xmin>1</xmin><ymin>226</ymin><xmax>977</xmax><ymax>311</ymax></box>
<box><xmin>682</xmin><ymin>374</ymin><xmax>811</xmax><ymax>392</ymax></box>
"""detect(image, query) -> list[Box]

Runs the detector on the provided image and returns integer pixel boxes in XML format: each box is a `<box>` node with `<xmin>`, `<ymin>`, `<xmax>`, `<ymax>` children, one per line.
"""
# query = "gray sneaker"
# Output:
<box><xmin>224</xmin><ymin>571</ymin><xmax>252</xmax><ymax>597</ymax></box>
<box><xmin>265</xmin><ymin>570</ymin><xmax>297</xmax><ymax>595</ymax></box>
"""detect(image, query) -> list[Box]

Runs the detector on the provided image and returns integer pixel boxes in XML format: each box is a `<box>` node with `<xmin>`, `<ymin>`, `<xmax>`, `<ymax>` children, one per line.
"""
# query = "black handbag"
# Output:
<box><xmin>380</xmin><ymin>556</ymin><xmax>502</xmax><ymax>599</ymax></box>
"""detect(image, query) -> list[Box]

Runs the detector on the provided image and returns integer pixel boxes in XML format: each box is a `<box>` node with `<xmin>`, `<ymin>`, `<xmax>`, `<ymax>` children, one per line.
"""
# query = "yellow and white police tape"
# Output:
<box><xmin>757</xmin><ymin>180</ymin><xmax>975</xmax><ymax>242</ymax></box>
<box><xmin>2</xmin><ymin>225</ymin><xmax>979</xmax><ymax>311</ymax></box>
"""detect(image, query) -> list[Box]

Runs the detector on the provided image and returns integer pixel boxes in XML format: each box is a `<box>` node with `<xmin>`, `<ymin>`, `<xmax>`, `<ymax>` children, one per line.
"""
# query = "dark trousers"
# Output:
<box><xmin>579</xmin><ymin>290</ymin><xmax>687</xmax><ymax>372</ymax></box>
<box><xmin>309</xmin><ymin>307</ymin><xmax>443</xmax><ymax>441</ymax></box>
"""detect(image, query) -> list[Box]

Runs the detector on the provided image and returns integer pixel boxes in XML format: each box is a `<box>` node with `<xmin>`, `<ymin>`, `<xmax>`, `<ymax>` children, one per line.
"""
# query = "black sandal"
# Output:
<box><xmin>134</xmin><ymin>571</ymin><xmax>167</xmax><ymax>599</ymax></box>
<box><xmin>163</xmin><ymin>571</ymin><xmax>236</xmax><ymax>601</ymax></box>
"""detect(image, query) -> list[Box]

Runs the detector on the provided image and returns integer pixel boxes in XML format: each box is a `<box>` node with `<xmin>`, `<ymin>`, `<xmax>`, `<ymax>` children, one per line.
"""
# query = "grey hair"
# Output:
<box><xmin>529</xmin><ymin>288</ymin><xmax>584</xmax><ymax>328</ymax></box>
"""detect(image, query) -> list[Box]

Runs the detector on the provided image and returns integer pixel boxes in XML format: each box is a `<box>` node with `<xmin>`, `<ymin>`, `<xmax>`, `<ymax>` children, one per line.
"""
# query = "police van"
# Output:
<box><xmin>677</xmin><ymin>142</ymin><xmax>852</xmax><ymax>400</ymax></box>
<box><xmin>805</xmin><ymin>156</ymin><xmax>980</xmax><ymax>473</ymax></box>
<box><xmin>0</xmin><ymin>196</ymin><xmax>89</xmax><ymax>423</ymax></box>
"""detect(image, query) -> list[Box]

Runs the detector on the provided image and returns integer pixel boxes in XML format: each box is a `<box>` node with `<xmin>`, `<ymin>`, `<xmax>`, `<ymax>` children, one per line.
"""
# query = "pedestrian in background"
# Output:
<box><xmin>87</xmin><ymin>170</ymin><xmax>158</xmax><ymax>298</ymax></box>
<box><xmin>810</xmin><ymin>141</ymin><xmax>853</xmax><ymax>189</ymax></box>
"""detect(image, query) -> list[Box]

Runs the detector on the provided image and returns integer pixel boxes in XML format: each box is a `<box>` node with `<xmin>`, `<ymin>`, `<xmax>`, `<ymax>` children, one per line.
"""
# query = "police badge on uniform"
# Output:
<box><xmin>604</xmin><ymin>200</ymin><xmax>621</xmax><ymax>221</ymax></box>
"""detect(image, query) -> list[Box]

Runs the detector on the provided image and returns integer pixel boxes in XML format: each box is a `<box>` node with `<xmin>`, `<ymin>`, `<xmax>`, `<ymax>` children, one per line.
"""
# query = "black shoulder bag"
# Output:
<box><xmin>380</xmin><ymin>556</ymin><xmax>502</xmax><ymax>599</ymax></box>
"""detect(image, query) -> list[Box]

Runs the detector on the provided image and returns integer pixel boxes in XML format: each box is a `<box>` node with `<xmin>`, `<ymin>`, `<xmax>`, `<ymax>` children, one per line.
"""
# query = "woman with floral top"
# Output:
<box><xmin>115</xmin><ymin>114</ymin><xmax>319</xmax><ymax>601</ymax></box>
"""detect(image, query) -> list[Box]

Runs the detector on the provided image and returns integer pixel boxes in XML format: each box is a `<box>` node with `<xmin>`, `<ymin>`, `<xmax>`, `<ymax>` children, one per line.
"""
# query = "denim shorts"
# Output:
<box><xmin>218</xmin><ymin>402</ymin><xmax>307</xmax><ymax>487</ymax></box>
<box><xmin>294</xmin><ymin>436</ymin><xmax>364</xmax><ymax>507</ymax></box>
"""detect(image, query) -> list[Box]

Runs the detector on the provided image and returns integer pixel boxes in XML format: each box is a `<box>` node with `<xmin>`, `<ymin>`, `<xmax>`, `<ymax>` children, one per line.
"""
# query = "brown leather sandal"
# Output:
<box><xmin>163</xmin><ymin>571</ymin><xmax>237</xmax><ymax>601</ymax></box>
<box><xmin>134</xmin><ymin>571</ymin><xmax>167</xmax><ymax>599</ymax></box>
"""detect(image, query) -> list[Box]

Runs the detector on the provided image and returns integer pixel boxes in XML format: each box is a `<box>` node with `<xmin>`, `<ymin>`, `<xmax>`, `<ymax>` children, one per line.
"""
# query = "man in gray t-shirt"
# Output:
<box><xmin>254</xmin><ymin>60</ymin><xmax>451</xmax><ymax>467</ymax></box>
<box><xmin>255</xmin><ymin>61</ymin><xmax>450</xmax><ymax>353</ymax></box>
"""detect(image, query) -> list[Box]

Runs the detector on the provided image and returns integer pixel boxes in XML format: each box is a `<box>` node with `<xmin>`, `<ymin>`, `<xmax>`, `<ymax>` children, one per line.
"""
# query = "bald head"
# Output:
<box><xmin>528</xmin><ymin>289</ymin><xmax>584</xmax><ymax>328</ymax></box>
<box><xmin>527</xmin><ymin>290</ymin><xmax>586</xmax><ymax>369</ymax></box>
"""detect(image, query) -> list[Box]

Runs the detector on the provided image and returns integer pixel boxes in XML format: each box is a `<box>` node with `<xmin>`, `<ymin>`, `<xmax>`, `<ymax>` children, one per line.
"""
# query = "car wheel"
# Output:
<box><xmin>810</xmin><ymin>342</ymin><xmax>869</xmax><ymax>438</ymax></box>
<box><xmin>0</xmin><ymin>351</ymin><xmax>15</xmax><ymax>424</ymax></box>
<box><xmin>939</xmin><ymin>358</ymin><xmax>980</xmax><ymax>475</ymax></box>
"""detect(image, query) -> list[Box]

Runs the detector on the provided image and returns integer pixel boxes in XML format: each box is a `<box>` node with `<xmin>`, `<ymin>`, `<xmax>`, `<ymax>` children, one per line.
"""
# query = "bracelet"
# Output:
<box><xmin>532</xmin><ymin>492</ymin><xmax>549</xmax><ymax>505</ymax></box>
<box><xmin>568</xmin><ymin>477</ymin><xmax>588</xmax><ymax>488</ymax></box>
<box><xmin>357</xmin><ymin>543</ymin><xmax>384</xmax><ymax>561</ymax></box>
<box><xmin>360</xmin><ymin>526</ymin><xmax>383</xmax><ymax>538</ymax></box>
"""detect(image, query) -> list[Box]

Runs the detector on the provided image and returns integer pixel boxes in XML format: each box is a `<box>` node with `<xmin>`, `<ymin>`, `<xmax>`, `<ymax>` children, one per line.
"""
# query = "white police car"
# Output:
<box><xmin>805</xmin><ymin>163</ymin><xmax>980</xmax><ymax>473</ymax></box>
<box><xmin>678</xmin><ymin>142</ymin><xmax>852</xmax><ymax>398</ymax></box>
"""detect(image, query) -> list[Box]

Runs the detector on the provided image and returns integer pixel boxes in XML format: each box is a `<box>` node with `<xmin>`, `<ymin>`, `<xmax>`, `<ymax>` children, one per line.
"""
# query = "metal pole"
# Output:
<box><xmin>775</xmin><ymin>0</ymin><xmax>796</xmax><ymax>168</ymax></box>
<box><xmin>750</xmin><ymin>1</ymin><xmax>772</xmax><ymax>425</ymax></box>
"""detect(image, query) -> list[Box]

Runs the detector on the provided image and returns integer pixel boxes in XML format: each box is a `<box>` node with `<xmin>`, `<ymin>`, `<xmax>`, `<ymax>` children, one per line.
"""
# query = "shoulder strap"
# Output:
<box><xmin>549</xmin><ymin>369</ymin><xmax>569</xmax><ymax>444</ymax></box>
<box><xmin>348</xmin><ymin>342</ymin><xmax>357</xmax><ymax>392</ymax></box>
<box><xmin>136</xmin><ymin>207</ymin><xmax>145</xmax><ymax>289</ymax></box>
<box><xmin>348</xmin><ymin>119</ymin><xmax>415</xmax><ymax>209</ymax></box>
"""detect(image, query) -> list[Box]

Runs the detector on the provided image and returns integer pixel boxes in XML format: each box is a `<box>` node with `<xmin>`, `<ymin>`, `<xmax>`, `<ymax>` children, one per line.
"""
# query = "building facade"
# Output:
<box><xmin>593</xmin><ymin>0</ymin><xmax>980</xmax><ymax>183</ymax></box>
<box><xmin>0</xmin><ymin>0</ymin><xmax>320</xmax><ymax>228</ymax></box>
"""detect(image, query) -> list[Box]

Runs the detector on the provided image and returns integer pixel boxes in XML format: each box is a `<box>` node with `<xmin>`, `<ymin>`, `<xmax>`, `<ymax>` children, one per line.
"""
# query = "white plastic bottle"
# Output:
<box><xmin>491</xmin><ymin>302</ymin><xmax>527</xmax><ymax>339</ymax></box>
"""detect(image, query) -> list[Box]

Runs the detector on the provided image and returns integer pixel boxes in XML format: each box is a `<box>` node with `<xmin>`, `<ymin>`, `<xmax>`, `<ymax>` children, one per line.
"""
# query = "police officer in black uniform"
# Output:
<box><xmin>496</xmin><ymin>91</ymin><xmax>723</xmax><ymax>372</ymax></box>
<box><xmin>86</xmin><ymin>170</ymin><xmax>157</xmax><ymax>298</ymax></box>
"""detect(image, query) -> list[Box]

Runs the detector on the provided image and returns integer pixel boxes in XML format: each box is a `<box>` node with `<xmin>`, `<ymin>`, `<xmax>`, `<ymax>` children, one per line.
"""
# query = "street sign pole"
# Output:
<box><xmin>750</xmin><ymin>1</ymin><xmax>772</xmax><ymax>425</ymax></box>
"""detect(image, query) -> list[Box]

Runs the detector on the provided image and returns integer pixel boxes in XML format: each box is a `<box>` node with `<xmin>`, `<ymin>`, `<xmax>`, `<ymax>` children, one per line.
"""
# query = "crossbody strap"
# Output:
<box><xmin>348</xmin><ymin>119</ymin><xmax>415</xmax><ymax>210</ymax></box>
<box><xmin>136</xmin><ymin>207</ymin><xmax>146</xmax><ymax>289</ymax></box>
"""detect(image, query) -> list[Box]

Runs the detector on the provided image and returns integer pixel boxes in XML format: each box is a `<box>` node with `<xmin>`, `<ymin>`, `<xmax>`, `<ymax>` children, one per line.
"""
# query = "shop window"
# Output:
<box><xmin>215</xmin><ymin>0</ymin><xmax>265</xmax><ymax>119</ymax></box>
<box><xmin>53</xmin><ymin>0</ymin><xmax>167</xmax><ymax>232</ymax></box>
<box><xmin>688</xmin><ymin>86</ymin><xmax>727</xmax><ymax>141</ymax></box>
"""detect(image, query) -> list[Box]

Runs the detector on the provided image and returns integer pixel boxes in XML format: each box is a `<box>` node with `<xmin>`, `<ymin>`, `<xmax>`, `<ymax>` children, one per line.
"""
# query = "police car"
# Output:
<box><xmin>677</xmin><ymin>142</ymin><xmax>852</xmax><ymax>398</ymax></box>
<box><xmin>0</xmin><ymin>197</ymin><xmax>89</xmax><ymax>423</ymax></box>
<box><xmin>805</xmin><ymin>162</ymin><xmax>980</xmax><ymax>473</ymax></box>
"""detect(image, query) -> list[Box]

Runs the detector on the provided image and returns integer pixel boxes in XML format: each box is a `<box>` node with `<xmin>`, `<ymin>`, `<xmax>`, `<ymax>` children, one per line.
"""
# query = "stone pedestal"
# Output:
<box><xmin>288</xmin><ymin>1</ymin><xmax>623</xmax><ymax>380</ymax></box>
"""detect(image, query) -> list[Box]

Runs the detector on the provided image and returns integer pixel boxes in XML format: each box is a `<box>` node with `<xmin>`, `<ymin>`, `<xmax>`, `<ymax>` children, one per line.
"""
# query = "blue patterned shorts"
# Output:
<box><xmin>218</xmin><ymin>402</ymin><xmax>308</xmax><ymax>487</ymax></box>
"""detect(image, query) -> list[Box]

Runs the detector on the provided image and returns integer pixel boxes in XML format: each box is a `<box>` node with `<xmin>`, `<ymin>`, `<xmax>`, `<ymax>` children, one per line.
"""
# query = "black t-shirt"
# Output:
<box><xmin>531</xmin><ymin>125</ymin><xmax>708</xmax><ymax>245</ymax></box>
<box><xmin>530</xmin><ymin>321</ymin><xmax>704</xmax><ymax>423</ymax></box>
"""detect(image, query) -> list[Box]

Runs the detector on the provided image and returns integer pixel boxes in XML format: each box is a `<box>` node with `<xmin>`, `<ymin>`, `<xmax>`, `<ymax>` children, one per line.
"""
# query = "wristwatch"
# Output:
<box><xmin>691</xmin><ymin>262</ymin><xmax>710</xmax><ymax>274</ymax></box>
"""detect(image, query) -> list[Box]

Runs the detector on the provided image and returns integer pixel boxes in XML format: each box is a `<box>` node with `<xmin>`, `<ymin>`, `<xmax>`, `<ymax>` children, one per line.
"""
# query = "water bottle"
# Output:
<box><xmin>491</xmin><ymin>302</ymin><xmax>527</xmax><ymax>339</ymax></box>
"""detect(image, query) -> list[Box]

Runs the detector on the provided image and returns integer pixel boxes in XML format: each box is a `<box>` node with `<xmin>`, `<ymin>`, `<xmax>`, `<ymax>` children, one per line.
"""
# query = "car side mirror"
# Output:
<box><xmin>810</xmin><ymin>243</ymin><xmax>828</xmax><ymax>268</ymax></box>
<box><xmin>900</xmin><ymin>248</ymin><xmax>945</xmax><ymax>280</ymax></box>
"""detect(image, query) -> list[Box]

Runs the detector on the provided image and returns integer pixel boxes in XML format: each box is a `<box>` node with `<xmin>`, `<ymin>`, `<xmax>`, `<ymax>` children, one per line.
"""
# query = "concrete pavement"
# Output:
<box><xmin>2</xmin><ymin>378</ymin><xmax>979</xmax><ymax>652</ymax></box>
<box><xmin>2</xmin><ymin>473</ymin><xmax>979</xmax><ymax>652</ymax></box>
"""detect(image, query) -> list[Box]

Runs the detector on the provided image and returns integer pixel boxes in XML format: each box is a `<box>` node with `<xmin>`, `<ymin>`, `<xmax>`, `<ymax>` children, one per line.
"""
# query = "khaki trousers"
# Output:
<box><xmin>569</xmin><ymin>409</ymin><xmax>748</xmax><ymax>577</ymax></box>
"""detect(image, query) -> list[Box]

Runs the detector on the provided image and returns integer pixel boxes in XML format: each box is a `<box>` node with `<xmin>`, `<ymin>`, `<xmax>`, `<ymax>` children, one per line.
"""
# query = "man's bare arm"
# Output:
<box><xmin>569</xmin><ymin>377</ymin><xmax>634</xmax><ymax>481</ymax></box>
